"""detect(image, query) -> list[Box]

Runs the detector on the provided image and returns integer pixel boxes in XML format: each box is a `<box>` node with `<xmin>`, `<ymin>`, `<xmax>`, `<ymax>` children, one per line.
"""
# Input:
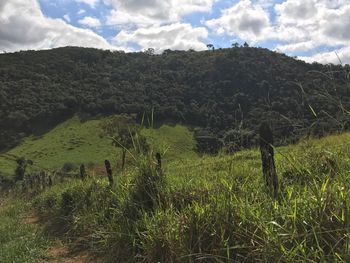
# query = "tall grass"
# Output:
<box><xmin>31</xmin><ymin>131</ymin><xmax>350</xmax><ymax>262</ymax></box>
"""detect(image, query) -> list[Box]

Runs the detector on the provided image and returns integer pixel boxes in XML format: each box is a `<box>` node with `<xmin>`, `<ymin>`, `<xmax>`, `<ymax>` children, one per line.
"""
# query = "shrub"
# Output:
<box><xmin>61</xmin><ymin>162</ymin><xmax>77</xmax><ymax>173</ymax></box>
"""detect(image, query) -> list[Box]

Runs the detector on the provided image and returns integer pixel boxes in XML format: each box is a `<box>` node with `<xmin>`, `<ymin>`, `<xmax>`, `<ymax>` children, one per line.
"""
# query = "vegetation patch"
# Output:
<box><xmin>28</xmin><ymin>131</ymin><xmax>350</xmax><ymax>262</ymax></box>
<box><xmin>0</xmin><ymin>198</ymin><xmax>49</xmax><ymax>262</ymax></box>
<box><xmin>1</xmin><ymin>47</ymin><xmax>350</xmax><ymax>152</ymax></box>
<box><xmin>0</xmin><ymin>116</ymin><xmax>196</xmax><ymax>178</ymax></box>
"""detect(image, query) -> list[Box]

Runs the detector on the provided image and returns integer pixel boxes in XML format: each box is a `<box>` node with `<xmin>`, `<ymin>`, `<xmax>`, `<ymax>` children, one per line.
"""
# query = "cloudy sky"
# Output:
<box><xmin>1</xmin><ymin>0</ymin><xmax>350</xmax><ymax>64</ymax></box>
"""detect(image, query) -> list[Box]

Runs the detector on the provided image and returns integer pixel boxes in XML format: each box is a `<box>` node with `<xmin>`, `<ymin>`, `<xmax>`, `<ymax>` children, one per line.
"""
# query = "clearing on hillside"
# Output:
<box><xmin>0</xmin><ymin>116</ymin><xmax>196</xmax><ymax>178</ymax></box>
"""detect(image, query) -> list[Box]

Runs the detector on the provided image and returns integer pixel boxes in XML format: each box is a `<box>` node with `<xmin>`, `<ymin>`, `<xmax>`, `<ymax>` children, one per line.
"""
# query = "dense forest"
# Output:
<box><xmin>1</xmin><ymin>46</ymin><xmax>349</xmax><ymax>153</ymax></box>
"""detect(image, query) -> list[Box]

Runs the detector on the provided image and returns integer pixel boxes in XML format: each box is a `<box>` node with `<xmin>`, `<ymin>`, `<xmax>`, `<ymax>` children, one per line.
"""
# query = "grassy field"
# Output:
<box><xmin>30</xmin><ymin>131</ymin><xmax>350</xmax><ymax>262</ymax></box>
<box><xmin>0</xmin><ymin>116</ymin><xmax>197</xmax><ymax>179</ymax></box>
<box><xmin>3</xmin><ymin>116</ymin><xmax>350</xmax><ymax>262</ymax></box>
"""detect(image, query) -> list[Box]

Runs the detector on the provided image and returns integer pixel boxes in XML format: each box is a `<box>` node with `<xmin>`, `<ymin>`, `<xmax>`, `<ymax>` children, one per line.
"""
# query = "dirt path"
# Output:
<box><xmin>0</xmin><ymin>196</ymin><xmax>102</xmax><ymax>262</ymax></box>
<box><xmin>23</xmin><ymin>211</ymin><xmax>101</xmax><ymax>263</ymax></box>
<box><xmin>40</xmin><ymin>240</ymin><xmax>98</xmax><ymax>263</ymax></box>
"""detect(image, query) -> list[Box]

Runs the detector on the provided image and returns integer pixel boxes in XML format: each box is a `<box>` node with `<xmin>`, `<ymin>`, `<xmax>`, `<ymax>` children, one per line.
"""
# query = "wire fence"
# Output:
<box><xmin>1</xmin><ymin>136</ymin><xmax>350</xmax><ymax>178</ymax></box>
<box><xmin>0</xmin><ymin>153</ymin><xmax>53</xmax><ymax>179</ymax></box>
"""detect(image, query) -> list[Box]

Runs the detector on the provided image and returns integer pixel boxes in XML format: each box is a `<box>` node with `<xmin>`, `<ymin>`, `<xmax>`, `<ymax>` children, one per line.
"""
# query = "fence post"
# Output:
<box><xmin>28</xmin><ymin>174</ymin><xmax>33</xmax><ymax>190</ymax></box>
<box><xmin>41</xmin><ymin>171</ymin><xmax>46</xmax><ymax>190</ymax></box>
<box><xmin>155</xmin><ymin>152</ymin><xmax>162</xmax><ymax>175</ymax></box>
<box><xmin>104</xmin><ymin>160</ymin><xmax>113</xmax><ymax>187</ymax></box>
<box><xmin>259</xmin><ymin>122</ymin><xmax>278</xmax><ymax>199</ymax></box>
<box><xmin>22</xmin><ymin>180</ymin><xmax>26</xmax><ymax>193</ymax></box>
<box><xmin>80</xmin><ymin>164</ymin><xmax>87</xmax><ymax>181</ymax></box>
<box><xmin>35</xmin><ymin>173</ymin><xmax>40</xmax><ymax>191</ymax></box>
<box><xmin>48</xmin><ymin>174</ymin><xmax>53</xmax><ymax>187</ymax></box>
<box><xmin>60</xmin><ymin>171</ymin><xmax>64</xmax><ymax>183</ymax></box>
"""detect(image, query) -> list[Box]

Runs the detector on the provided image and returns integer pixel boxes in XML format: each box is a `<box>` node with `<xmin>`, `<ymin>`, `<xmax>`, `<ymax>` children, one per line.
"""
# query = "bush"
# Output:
<box><xmin>61</xmin><ymin>162</ymin><xmax>77</xmax><ymax>173</ymax></box>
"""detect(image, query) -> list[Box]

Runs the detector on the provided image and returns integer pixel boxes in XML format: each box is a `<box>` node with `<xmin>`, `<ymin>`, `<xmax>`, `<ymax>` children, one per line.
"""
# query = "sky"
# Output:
<box><xmin>1</xmin><ymin>0</ymin><xmax>350</xmax><ymax>64</ymax></box>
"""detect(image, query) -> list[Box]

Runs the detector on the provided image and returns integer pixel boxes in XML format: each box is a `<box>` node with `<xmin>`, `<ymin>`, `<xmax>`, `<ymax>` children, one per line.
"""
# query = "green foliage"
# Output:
<box><xmin>1</xmin><ymin>46</ymin><xmax>350</xmax><ymax>152</ymax></box>
<box><xmin>61</xmin><ymin>162</ymin><xmax>77</xmax><ymax>173</ymax></box>
<box><xmin>14</xmin><ymin>157</ymin><xmax>27</xmax><ymax>181</ymax></box>
<box><xmin>100</xmin><ymin>115</ymin><xmax>149</xmax><ymax>169</ymax></box>
<box><xmin>223</xmin><ymin>128</ymin><xmax>255</xmax><ymax>153</ymax></box>
<box><xmin>194</xmin><ymin>129</ymin><xmax>223</xmax><ymax>154</ymax></box>
<box><xmin>4</xmin><ymin>46</ymin><xmax>350</xmax><ymax>262</ymax></box>
<box><xmin>100</xmin><ymin>115</ymin><xmax>136</xmax><ymax>149</ymax></box>
<box><xmin>128</xmin><ymin>153</ymin><xmax>165</xmax><ymax>214</ymax></box>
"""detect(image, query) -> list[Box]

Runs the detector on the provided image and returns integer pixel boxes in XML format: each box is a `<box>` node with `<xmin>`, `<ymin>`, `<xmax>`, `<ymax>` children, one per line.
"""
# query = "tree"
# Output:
<box><xmin>232</xmin><ymin>42</ymin><xmax>239</xmax><ymax>48</ymax></box>
<box><xmin>162</xmin><ymin>49</ymin><xmax>172</xmax><ymax>55</ymax></box>
<box><xmin>1</xmin><ymin>46</ymin><xmax>349</xmax><ymax>153</ymax></box>
<box><xmin>243</xmin><ymin>42</ymin><xmax>249</xmax><ymax>47</ymax></box>
<box><xmin>144</xmin><ymin>48</ymin><xmax>155</xmax><ymax>55</ymax></box>
<box><xmin>14</xmin><ymin>157</ymin><xmax>33</xmax><ymax>181</ymax></box>
<box><xmin>206</xmin><ymin>44</ymin><xmax>214</xmax><ymax>51</ymax></box>
<box><xmin>223</xmin><ymin>128</ymin><xmax>255</xmax><ymax>153</ymax></box>
<box><xmin>194</xmin><ymin>129</ymin><xmax>223</xmax><ymax>154</ymax></box>
<box><xmin>100</xmin><ymin>115</ymin><xmax>148</xmax><ymax>169</ymax></box>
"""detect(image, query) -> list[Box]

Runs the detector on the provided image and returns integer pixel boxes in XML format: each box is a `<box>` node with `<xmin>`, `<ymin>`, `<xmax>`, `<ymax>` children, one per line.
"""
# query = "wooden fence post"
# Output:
<box><xmin>155</xmin><ymin>152</ymin><xmax>162</xmax><ymax>175</ymax></box>
<box><xmin>104</xmin><ymin>160</ymin><xmax>113</xmax><ymax>187</ymax></box>
<box><xmin>80</xmin><ymin>164</ymin><xmax>87</xmax><ymax>181</ymax></box>
<box><xmin>60</xmin><ymin>171</ymin><xmax>64</xmax><ymax>183</ymax></box>
<box><xmin>41</xmin><ymin>171</ymin><xmax>46</xmax><ymax>190</ymax></box>
<box><xmin>48</xmin><ymin>174</ymin><xmax>53</xmax><ymax>187</ymax></box>
<box><xmin>156</xmin><ymin>153</ymin><xmax>162</xmax><ymax>168</ymax></box>
<box><xmin>35</xmin><ymin>173</ymin><xmax>40</xmax><ymax>191</ymax></box>
<box><xmin>259</xmin><ymin>122</ymin><xmax>278</xmax><ymax>199</ymax></box>
<box><xmin>28</xmin><ymin>174</ymin><xmax>33</xmax><ymax>189</ymax></box>
<box><xmin>22</xmin><ymin>180</ymin><xmax>26</xmax><ymax>193</ymax></box>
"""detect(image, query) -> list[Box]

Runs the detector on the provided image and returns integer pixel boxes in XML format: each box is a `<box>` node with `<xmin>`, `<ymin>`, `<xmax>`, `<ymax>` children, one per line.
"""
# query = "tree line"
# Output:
<box><xmin>0</xmin><ymin>46</ymin><xmax>349</xmax><ymax>153</ymax></box>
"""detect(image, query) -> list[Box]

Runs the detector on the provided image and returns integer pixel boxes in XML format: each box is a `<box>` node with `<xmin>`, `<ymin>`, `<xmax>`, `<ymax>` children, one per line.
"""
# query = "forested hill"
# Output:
<box><xmin>1</xmin><ymin>46</ymin><xmax>350</xmax><ymax>152</ymax></box>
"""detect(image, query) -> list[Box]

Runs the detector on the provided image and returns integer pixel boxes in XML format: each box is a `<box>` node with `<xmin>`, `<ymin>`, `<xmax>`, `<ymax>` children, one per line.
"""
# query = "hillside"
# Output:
<box><xmin>1</xmin><ymin>46</ymin><xmax>350</xmax><ymax>152</ymax></box>
<box><xmin>0</xmin><ymin>116</ymin><xmax>196</xmax><ymax>178</ymax></box>
<box><xmin>2</xmin><ymin>130</ymin><xmax>350</xmax><ymax>262</ymax></box>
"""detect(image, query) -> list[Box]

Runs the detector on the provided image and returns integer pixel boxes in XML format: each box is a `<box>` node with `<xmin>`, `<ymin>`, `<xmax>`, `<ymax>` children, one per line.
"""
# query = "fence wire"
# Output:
<box><xmin>1</xmin><ymin>138</ymin><xmax>350</xmax><ymax>177</ymax></box>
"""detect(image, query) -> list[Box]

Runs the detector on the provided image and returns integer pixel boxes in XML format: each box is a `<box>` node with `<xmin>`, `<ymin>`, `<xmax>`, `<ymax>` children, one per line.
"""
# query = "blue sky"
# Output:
<box><xmin>1</xmin><ymin>0</ymin><xmax>350</xmax><ymax>64</ymax></box>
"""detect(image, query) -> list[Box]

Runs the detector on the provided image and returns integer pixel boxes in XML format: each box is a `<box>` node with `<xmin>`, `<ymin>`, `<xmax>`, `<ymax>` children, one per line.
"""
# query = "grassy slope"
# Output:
<box><xmin>0</xmin><ymin>116</ymin><xmax>197</xmax><ymax>178</ymax></box>
<box><xmin>31</xmin><ymin>131</ymin><xmax>350</xmax><ymax>262</ymax></box>
<box><xmin>4</xmin><ymin>114</ymin><xmax>350</xmax><ymax>261</ymax></box>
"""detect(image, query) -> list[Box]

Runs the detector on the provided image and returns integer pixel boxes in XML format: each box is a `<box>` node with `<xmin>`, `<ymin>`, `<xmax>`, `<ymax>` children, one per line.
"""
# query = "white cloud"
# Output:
<box><xmin>272</xmin><ymin>0</ymin><xmax>350</xmax><ymax>63</ymax></box>
<box><xmin>256</xmin><ymin>0</ymin><xmax>276</xmax><ymax>9</ymax></box>
<box><xmin>105</xmin><ymin>0</ymin><xmax>215</xmax><ymax>27</ymax></box>
<box><xmin>205</xmin><ymin>0</ymin><xmax>270</xmax><ymax>42</ymax></box>
<box><xmin>107</xmin><ymin>0</ymin><xmax>212</xmax><ymax>53</ymax></box>
<box><xmin>275</xmin><ymin>0</ymin><xmax>317</xmax><ymax>22</ymax></box>
<box><xmin>317</xmin><ymin>0</ymin><xmax>349</xmax><ymax>9</ymax></box>
<box><xmin>63</xmin><ymin>14</ymin><xmax>70</xmax><ymax>23</ymax></box>
<box><xmin>106</xmin><ymin>9</ymin><xmax>157</xmax><ymax>28</ymax></box>
<box><xmin>274</xmin><ymin>0</ymin><xmax>350</xmax><ymax>45</ymax></box>
<box><xmin>299</xmin><ymin>46</ymin><xmax>350</xmax><ymax>64</ymax></box>
<box><xmin>276</xmin><ymin>41</ymin><xmax>316</xmax><ymax>53</ymax></box>
<box><xmin>78</xmin><ymin>16</ymin><xmax>101</xmax><ymax>28</ymax></box>
<box><xmin>75</xmin><ymin>0</ymin><xmax>99</xmax><ymax>8</ymax></box>
<box><xmin>203</xmin><ymin>0</ymin><xmax>350</xmax><ymax>64</ymax></box>
<box><xmin>77</xmin><ymin>9</ymin><xmax>86</xmax><ymax>15</ymax></box>
<box><xmin>113</xmin><ymin>23</ymin><xmax>208</xmax><ymax>52</ymax></box>
<box><xmin>321</xmin><ymin>5</ymin><xmax>350</xmax><ymax>42</ymax></box>
<box><xmin>2</xmin><ymin>0</ymin><xmax>350</xmax><ymax>64</ymax></box>
<box><xmin>0</xmin><ymin>0</ymin><xmax>112</xmax><ymax>52</ymax></box>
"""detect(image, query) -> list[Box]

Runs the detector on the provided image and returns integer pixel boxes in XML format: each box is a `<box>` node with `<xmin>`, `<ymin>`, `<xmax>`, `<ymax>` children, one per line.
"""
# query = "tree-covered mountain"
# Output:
<box><xmin>1</xmin><ymin>46</ymin><xmax>349</xmax><ymax>152</ymax></box>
